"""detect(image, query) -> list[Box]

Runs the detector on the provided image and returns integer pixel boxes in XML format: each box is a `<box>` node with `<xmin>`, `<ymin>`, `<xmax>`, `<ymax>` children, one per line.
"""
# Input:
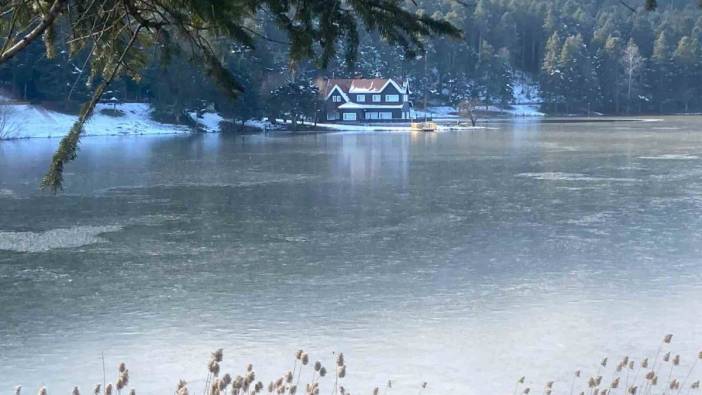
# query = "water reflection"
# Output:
<box><xmin>336</xmin><ymin>133</ymin><xmax>410</xmax><ymax>187</ymax></box>
<box><xmin>1</xmin><ymin>118</ymin><xmax>702</xmax><ymax>394</ymax></box>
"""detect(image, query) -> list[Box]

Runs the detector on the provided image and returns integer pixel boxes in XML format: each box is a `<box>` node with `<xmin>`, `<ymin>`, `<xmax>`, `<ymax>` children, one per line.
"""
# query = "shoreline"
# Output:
<box><xmin>0</xmin><ymin>99</ymin><xmax>677</xmax><ymax>142</ymax></box>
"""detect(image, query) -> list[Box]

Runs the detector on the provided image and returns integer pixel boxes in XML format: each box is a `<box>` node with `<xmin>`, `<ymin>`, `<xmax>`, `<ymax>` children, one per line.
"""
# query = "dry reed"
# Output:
<box><xmin>519</xmin><ymin>334</ymin><xmax>702</xmax><ymax>395</ymax></box>
<box><xmin>28</xmin><ymin>338</ymin><xmax>700</xmax><ymax>395</ymax></box>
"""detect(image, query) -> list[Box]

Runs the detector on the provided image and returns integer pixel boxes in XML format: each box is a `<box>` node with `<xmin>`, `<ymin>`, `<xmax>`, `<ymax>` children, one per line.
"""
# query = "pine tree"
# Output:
<box><xmin>540</xmin><ymin>32</ymin><xmax>563</xmax><ymax>113</ymax></box>
<box><xmin>598</xmin><ymin>35</ymin><xmax>624</xmax><ymax>113</ymax></box>
<box><xmin>0</xmin><ymin>0</ymin><xmax>460</xmax><ymax>191</ymax></box>
<box><xmin>559</xmin><ymin>34</ymin><xmax>599</xmax><ymax>114</ymax></box>
<box><xmin>672</xmin><ymin>36</ymin><xmax>701</xmax><ymax>112</ymax></box>
<box><xmin>650</xmin><ymin>30</ymin><xmax>674</xmax><ymax>112</ymax></box>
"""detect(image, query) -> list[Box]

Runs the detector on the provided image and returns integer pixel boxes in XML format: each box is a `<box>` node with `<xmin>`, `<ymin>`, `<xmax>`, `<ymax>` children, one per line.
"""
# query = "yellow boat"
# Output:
<box><xmin>411</xmin><ymin>121</ymin><xmax>438</xmax><ymax>132</ymax></box>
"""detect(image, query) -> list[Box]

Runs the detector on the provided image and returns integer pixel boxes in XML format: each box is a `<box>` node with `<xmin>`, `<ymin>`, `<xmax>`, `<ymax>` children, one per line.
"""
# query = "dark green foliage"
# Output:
<box><xmin>0</xmin><ymin>0</ymin><xmax>460</xmax><ymax>190</ymax></box>
<box><xmin>475</xmin><ymin>41</ymin><xmax>513</xmax><ymax>108</ymax></box>
<box><xmin>4</xmin><ymin>0</ymin><xmax>702</xmax><ymax>188</ymax></box>
<box><xmin>267</xmin><ymin>80</ymin><xmax>319</xmax><ymax>128</ymax></box>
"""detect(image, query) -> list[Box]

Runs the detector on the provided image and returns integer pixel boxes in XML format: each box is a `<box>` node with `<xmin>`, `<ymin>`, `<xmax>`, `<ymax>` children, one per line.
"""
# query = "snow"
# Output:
<box><xmin>246</xmin><ymin>119</ymin><xmax>284</xmax><ymax>130</ymax></box>
<box><xmin>412</xmin><ymin>104</ymin><xmax>544</xmax><ymax>118</ymax></box>
<box><xmin>409</xmin><ymin>74</ymin><xmax>545</xmax><ymax>119</ymax></box>
<box><xmin>411</xmin><ymin>106</ymin><xmax>460</xmax><ymax>119</ymax></box>
<box><xmin>324</xmin><ymin>85</ymin><xmax>351</xmax><ymax>102</ymax></box>
<box><xmin>1</xmin><ymin>101</ymin><xmax>191</xmax><ymax>139</ymax></box>
<box><xmin>510</xmin><ymin>72</ymin><xmax>544</xmax><ymax>117</ymax></box>
<box><xmin>338</xmin><ymin>102</ymin><xmax>404</xmax><ymax>109</ymax></box>
<box><xmin>315</xmin><ymin>122</ymin><xmax>412</xmax><ymax>132</ymax></box>
<box><xmin>512</xmin><ymin>74</ymin><xmax>541</xmax><ymax>105</ymax></box>
<box><xmin>189</xmin><ymin>111</ymin><xmax>225</xmax><ymax>133</ymax></box>
<box><xmin>507</xmin><ymin>104</ymin><xmax>545</xmax><ymax>116</ymax></box>
<box><xmin>348</xmin><ymin>79</ymin><xmax>407</xmax><ymax>94</ymax></box>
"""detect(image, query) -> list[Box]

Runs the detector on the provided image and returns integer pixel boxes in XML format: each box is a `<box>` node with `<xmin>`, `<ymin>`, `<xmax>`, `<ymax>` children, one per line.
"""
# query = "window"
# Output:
<box><xmin>332</xmin><ymin>95</ymin><xmax>342</xmax><ymax>103</ymax></box>
<box><xmin>380</xmin><ymin>112</ymin><xmax>393</xmax><ymax>120</ymax></box>
<box><xmin>342</xmin><ymin>112</ymin><xmax>357</xmax><ymax>121</ymax></box>
<box><xmin>357</xmin><ymin>95</ymin><xmax>366</xmax><ymax>102</ymax></box>
<box><xmin>403</xmin><ymin>94</ymin><xmax>409</xmax><ymax>102</ymax></box>
<box><xmin>327</xmin><ymin>112</ymin><xmax>339</xmax><ymax>121</ymax></box>
<box><xmin>365</xmin><ymin>112</ymin><xmax>379</xmax><ymax>120</ymax></box>
<box><xmin>372</xmin><ymin>94</ymin><xmax>381</xmax><ymax>102</ymax></box>
<box><xmin>385</xmin><ymin>94</ymin><xmax>399</xmax><ymax>102</ymax></box>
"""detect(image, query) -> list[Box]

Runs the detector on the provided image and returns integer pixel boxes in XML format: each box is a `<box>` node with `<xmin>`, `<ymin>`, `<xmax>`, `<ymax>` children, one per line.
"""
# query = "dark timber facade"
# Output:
<box><xmin>317</xmin><ymin>78</ymin><xmax>412</xmax><ymax>122</ymax></box>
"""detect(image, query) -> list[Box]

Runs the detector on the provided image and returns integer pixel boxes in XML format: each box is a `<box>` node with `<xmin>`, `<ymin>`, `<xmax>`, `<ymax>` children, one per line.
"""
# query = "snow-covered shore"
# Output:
<box><xmin>0</xmin><ymin>97</ymin><xmax>199</xmax><ymax>139</ymax></box>
<box><xmin>0</xmin><ymin>98</ymin><xmax>537</xmax><ymax>141</ymax></box>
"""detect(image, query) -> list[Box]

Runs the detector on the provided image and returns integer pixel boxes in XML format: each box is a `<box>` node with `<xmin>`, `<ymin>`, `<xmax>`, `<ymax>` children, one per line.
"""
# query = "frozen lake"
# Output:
<box><xmin>2</xmin><ymin>118</ymin><xmax>702</xmax><ymax>394</ymax></box>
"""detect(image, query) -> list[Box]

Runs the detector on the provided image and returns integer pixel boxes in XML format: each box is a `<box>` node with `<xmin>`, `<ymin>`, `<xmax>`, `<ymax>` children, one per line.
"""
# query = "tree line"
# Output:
<box><xmin>2</xmin><ymin>0</ymin><xmax>702</xmax><ymax>127</ymax></box>
<box><xmin>415</xmin><ymin>0</ymin><xmax>702</xmax><ymax>114</ymax></box>
<box><xmin>0</xmin><ymin>0</ymin><xmax>458</xmax><ymax>190</ymax></box>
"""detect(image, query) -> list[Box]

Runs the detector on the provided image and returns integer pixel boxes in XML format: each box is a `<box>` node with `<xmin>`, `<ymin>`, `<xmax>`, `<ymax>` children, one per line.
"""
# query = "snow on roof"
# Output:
<box><xmin>317</xmin><ymin>78</ymin><xmax>407</xmax><ymax>97</ymax></box>
<box><xmin>338</xmin><ymin>102</ymin><xmax>405</xmax><ymax>109</ymax></box>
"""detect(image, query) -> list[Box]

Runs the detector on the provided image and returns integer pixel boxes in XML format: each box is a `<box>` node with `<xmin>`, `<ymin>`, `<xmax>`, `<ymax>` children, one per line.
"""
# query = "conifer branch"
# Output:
<box><xmin>41</xmin><ymin>24</ymin><xmax>143</xmax><ymax>192</ymax></box>
<box><xmin>0</xmin><ymin>0</ymin><xmax>67</xmax><ymax>64</ymax></box>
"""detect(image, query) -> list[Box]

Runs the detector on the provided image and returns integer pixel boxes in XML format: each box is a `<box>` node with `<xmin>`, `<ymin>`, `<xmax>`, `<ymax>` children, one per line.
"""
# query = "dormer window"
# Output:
<box><xmin>332</xmin><ymin>95</ymin><xmax>342</xmax><ymax>103</ymax></box>
<box><xmin>357</xmin><ymin>95</ymin><xmax>366</xmax><ymax>102</ymax></box>
<box><xmin>385</xmin><ymin>94</ymin><xmax>399</xmax><ymax>102</ymax></box>
<box><xmin>372</xmin><ymin>94</ymin><xmax>381</xmax><ymax>102</ymax></box>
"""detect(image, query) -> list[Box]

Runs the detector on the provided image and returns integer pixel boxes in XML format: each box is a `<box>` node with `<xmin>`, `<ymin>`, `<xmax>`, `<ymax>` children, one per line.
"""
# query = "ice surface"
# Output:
<box><xmin>0</xmin><ymin>225</ymin><xmax>122</xmax><ymax>252</ymax></box>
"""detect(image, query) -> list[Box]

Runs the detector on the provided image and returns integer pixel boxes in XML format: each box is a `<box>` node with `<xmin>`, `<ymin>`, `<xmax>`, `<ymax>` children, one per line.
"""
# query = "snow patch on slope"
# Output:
<box><xmin>189</xmin><ymin>111</ymin><xmax>225</xmax><ymax>132</ymax></box>
<box><xmin>1</xmin><ymin>102</ymin><xmax>191</xmax><ymax>139</ymax></box>
<box><xmin>510</xmin><ymin>72</ymin><xmax>544</xmax><ymax>117</ymax></box>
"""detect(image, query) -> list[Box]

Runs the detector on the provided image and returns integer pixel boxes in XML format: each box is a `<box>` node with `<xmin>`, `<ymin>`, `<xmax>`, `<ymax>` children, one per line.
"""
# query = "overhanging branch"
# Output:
<box><xmin>0</xmin><ymin>0</ymin><xmax>67</xmax><ymax>64</ymax></box>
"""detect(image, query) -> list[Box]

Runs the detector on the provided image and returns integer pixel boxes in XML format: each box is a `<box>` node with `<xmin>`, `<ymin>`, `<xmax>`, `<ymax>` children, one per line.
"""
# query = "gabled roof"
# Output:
<box><xmin>317</xmin><ymin>78</ymin><xmax>408</xmax><ymax>98</ymax></box>
<box><xmin>338</xmin><ymin>102</ymin><xmax>405</xmax><ymax>109</ymax></box>
<box><xmin>325</xmin><ymin>84</ymin><xmax>351</xmax><ymax>102</ymax></box>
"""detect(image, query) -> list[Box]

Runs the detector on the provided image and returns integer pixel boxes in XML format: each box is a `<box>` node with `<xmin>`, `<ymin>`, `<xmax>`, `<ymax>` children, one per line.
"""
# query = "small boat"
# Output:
<box><xmin>411</xmin><ymin>121</ymin><xmax>438</xmax><ymax>132</ymax></box>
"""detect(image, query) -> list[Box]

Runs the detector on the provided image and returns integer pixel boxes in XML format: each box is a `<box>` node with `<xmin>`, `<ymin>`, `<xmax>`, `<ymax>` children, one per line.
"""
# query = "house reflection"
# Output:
<box><xmin>335</xmin><ymin>133</ymin><xmax>410</xmax><ymax>188</ymax></box>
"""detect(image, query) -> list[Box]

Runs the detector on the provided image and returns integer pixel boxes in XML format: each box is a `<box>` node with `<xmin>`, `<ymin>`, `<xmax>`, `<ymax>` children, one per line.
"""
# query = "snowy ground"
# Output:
<box><xmin>0</xmin><ymin>74</ymin><xmax>544</xmax><ymax>140</ymax></box>
<box><xmin>412</xmin><ymin>106</ymin><xmax>461</xmax><ymax>120</ymax></box>
<box><xmin>1</xmin><ymin>101</ymin><xmax>192</xmax><ymax>139</ymax></box>
<box><xmin>510</xmin><ymin>72</ymin><xmax>544</xmax><ymax>116</ymax></box>
<box><xmin>188</xmin><ymin>111</ymin><xmax>224</xmax><ymax>133</ymax></box>
<box><xmin>316</xmin><ymin>122</ymin><xmax>413</xmax><ymax>132</ymax></box>
<box><xmin>411</xmin><ymin>73</ymin><xmax>545</xmax><ymax>118</ymax></box>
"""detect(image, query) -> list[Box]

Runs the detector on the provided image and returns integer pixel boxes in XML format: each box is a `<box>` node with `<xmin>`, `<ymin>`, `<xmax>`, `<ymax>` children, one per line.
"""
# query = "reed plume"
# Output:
<box><xmin>522</xmin><ymin>335</ymin><xmax>702</xmax><ymax>395</ymax></box>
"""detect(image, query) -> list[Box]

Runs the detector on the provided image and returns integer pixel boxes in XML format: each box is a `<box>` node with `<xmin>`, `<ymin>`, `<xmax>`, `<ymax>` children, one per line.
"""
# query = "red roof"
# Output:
<box><xmin>316</xmin><ymin>78</ymin><xmax>406</xmax><ymax>97</ymax></box>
